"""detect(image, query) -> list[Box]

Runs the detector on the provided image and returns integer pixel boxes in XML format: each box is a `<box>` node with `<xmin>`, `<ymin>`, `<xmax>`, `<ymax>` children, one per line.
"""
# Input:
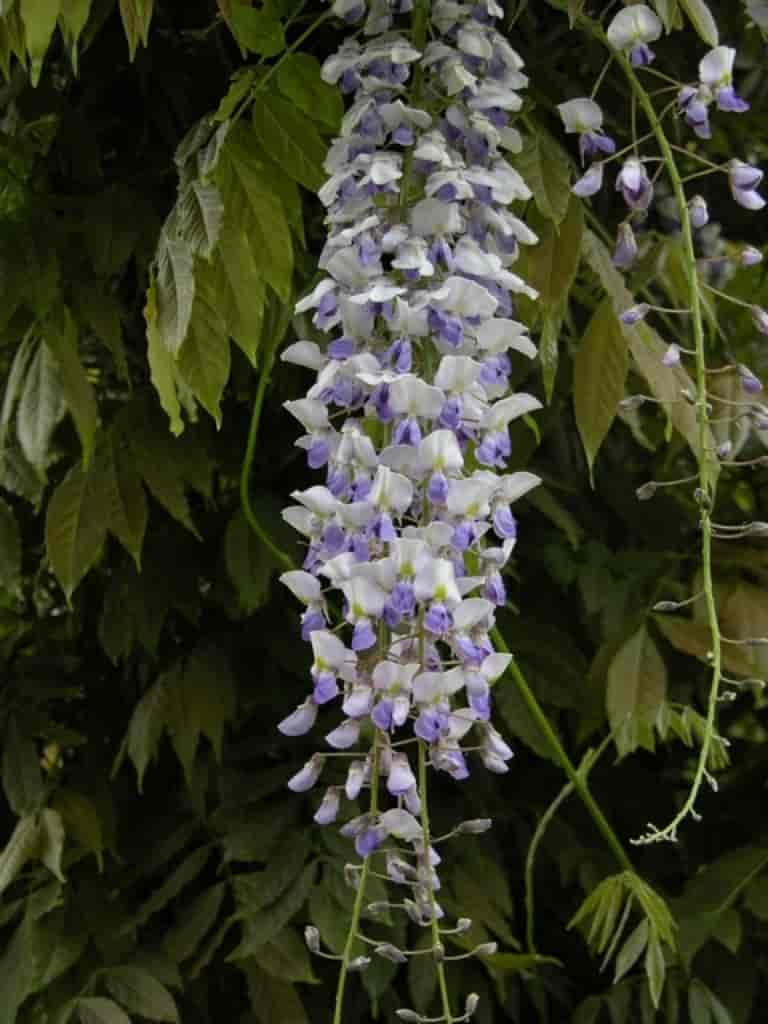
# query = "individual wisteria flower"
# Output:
<box><xmin>279</xmin><ymin>0</ymin><xmax>541</xmax><ymax>995</ymax></box>
<box><xmin>572</xmin><ymin>162</ymin><xmax>604</xmax><ymax>198</ymax></box>
<box><xmin>616</xmin><ymin>158</ymin><xmax>654</xmax><ymax>211</ymax></box>
<box><xmin>606</xmin><ymin>5</ymin><xmax>663</xmax><ymax>67</ymax></box>
<box><xmin>557</xmin><ymin>98</ymin><xmax>615</xmax><ymax>165</ymax></box>
<box><xmin>728</xmin><ymin>160</ymin><xmax>766</xmax><ymax>210</ymax></box>
<box><xmin>620</xmin><ymin>303</ymin><xmax>650</xmax><ymax>325</ymax></box>
<box><xmin>613</xmin><ymin>222</ymin><xmax>638</xmax><ymax>269</ymax></box>
<box><xmin>741</xmin><ymin>246</ymin><xmax>763</xmax><ymax>266</ymax></box>
<box><xmin>688</xmin><ymin>195</ymin><xmax>709</xmax><ymax>229</ymax></box>
<box><xmin>699</xmin><ymin>46</ymin><xmax>750</xmax><ymax>113</ymax></box>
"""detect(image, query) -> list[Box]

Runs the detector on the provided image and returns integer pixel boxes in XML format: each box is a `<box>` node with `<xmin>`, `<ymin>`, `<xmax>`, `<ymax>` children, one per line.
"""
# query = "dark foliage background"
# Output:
<box><xmin>0</xmin><ymin>1</ymin><xmax>767</xmax><ymax>1022</ymax></box>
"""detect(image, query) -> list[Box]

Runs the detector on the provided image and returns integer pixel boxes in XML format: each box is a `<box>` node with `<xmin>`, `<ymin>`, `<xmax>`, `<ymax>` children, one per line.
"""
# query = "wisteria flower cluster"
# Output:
<box><xmin>277</xmin><ymin>0</ymin><xmax>541</xmax><ymax>1014</ymax></box>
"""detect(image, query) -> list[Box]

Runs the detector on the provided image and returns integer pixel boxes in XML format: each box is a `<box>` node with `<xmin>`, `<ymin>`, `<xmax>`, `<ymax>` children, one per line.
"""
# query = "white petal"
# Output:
<box><xmin>699</xmin><ymin>46</ymin><xmax>735</xmax><ymax>86</ymax></box>
<box><xmin>557</xmin><ymin>97</ymin><xmax>603</xmax><ymax>134</ymax></box>
<box><xmin>281</xmin><ymin>341</ymin><xmax>325</xmax><ymax>370</ymax></box>
<box><xmin>280</xmin><ymin>570</ymin><xmax>322</xmax><ymax>605</ymax></box>
<box><xmin>606</xmin><ymin>5</ymin><xmax>662</xmax><ymax>49</ymax></box>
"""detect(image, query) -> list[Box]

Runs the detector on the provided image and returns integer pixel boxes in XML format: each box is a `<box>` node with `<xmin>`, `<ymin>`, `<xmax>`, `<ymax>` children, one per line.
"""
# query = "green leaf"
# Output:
<box><xmin>215</xmin><ymin>123</ymin><xmax>293</xmax><ymax>301</ymax></box>
<box><xmin>276</xmin><ymin>54</ymin><xmax>343</xmax><ymax>130</ymax></box>
<box><xmin>513</xmin><ymin>132</ymin><xmax>571</xmax><ymax>224</ymax></box>
<box><xmin>251</xmin><ymin>93</ymin><xmax>326</xmax><ymax>192</ymax></box>
<box><xmin>252</xmin><ymin>928</ymin><xmax>318</xmax><ymax>984</ymax></box>
<box><xmin>75</xmin><ymin>285</ymin><xmax>129</xmax><ymax>381</ymax></box>
<box><xmin>606</xmin><ymin>627</ymin><xmax>667</xmax><ymax>757</ymax></box>
<box><xmin>614</xmin><ymin>918</ymin><xmax>649</xmax><ymax>983</ymax></box>
<box><xmin>652</xmin><ymin>0</ymin><xmax>682</xmax><ymax>32</ymax></box>
<box><xmin>644</xmin><ymin>932</ymin><xmax>666</xmax><ymax>1008</ymax></box>
<box><xmin>567</xmin><ymin>0</ymin><xmax>586</xmax><ymax>23</ymax></box>
<box><xmin>17</xmin><ymin>338</ymin><xmax>66</xmax><ymax>480</ymax></box>
<box><xmin>46</xmin><ymin>460</ymin><xmax>109</xmax><ymax>599</ymax></box>
<box><xmin>573</xmin><ymin>299</ymin><xmax>628</xmax><ymax>479</ymax></box>
<box><xmin>45</xmin><ymin>310</ymin><xmax>99</xmax><ymax>467</ymax></box>
<box><xmin>76</xmin><ymin>997</ymin><xmax>132</xmax><ymax>1024</ymax></box>
<box><xmin>526</xmin><ymin>197</ymin><xmax>584</xmax><ymax>307</ymax></box>
<box><xmin>145</xmin><ymin>285</ymin><xmax>184</xmax><ymax>436</ymax></box>
<box><xmin>177</xmin><ymin>262</ymin><xmax>231</xmax><ymax>427</ymax></box>
<box><xmin>229</xmin><ymin>4</ymin><xmax>285</xmax><ymax>56</ymax></box>
<box><xmin>100</xmin><ymin>427</ymin><xmax>148</xmax><ymax>568</ymax></box>
<box><xmin>0</xmin><ymin>496</ymin><xmax>21</xmax><ymax>590</ymax></box>
<box><xmin>132</xmin><ymin>846</ymin><xmax>211</xmax><ymax>929</ymax></box>
<box><xmin>689</xmin><ymin>980</ymin><xmax>713</xmax><ymax>1024</ymax></box>
<box><xmin>103</xmin><ymin>966</ymin><xmax>179</xmax><ymax>1022</ymax></box>
<box><xmin>21</xmin><ymin>0</ymin><xmax>61</xmax><ymax>85</ymax></box>
<box><xmin>655</xmin><ymin>616</ymin><xmax>756</xmax><ymax>678</ymax></box>
<box><xmin>176</xmin><ymin>182</ymin><xmax>224</xmax><ymax>260</ymax></box>
<box><xmin>215</xmin><ymin>219</ymin><xmax>267</xmax><ymax>363</ymax></box>
<box><xmin>59</xmin><ymin>0</ymin><xmax>92</xmax><ymax>46</ymax></box>
<box><xmin>164</xmin><ymin>646</ymin><xmax>236</xmax><ymax>783</ymax></box>
<box><xmin>51</xmin><ymin>790</ymin><xmax>104</xmax><ymax>869</ymax></box>
<box><xmin>229</xmin><ymin>863</ymin><xmax>316</xmax><ymax>958</ymax></box>
<box><xmin>39</xmin><ymin>808</ymin><xmax>66</xmax><ymax>882</ymax></box>
<box><xmin>0</xmin><ymin>334</ymin><xmax>36</xmax><ymax>451</ymax></box>
<box><xmin>117</xmin><ymin>681</ymin><xmax>168</xmax><ymax>790</ymax></box>
<box><xmin>119</xmin><ymin>0</ymin><xmax>154</xmax><ymax>59</ymax></box>
<box><xmin>678</xmin><ymin>0</ymin><xmax>719</xmax><ymax>46</ymax></box>
<box><xmin>581</xmin><ymin>230</ymin><xmax>704</xmax><ymax>461</ymax></box>
<box><xmin>154</xmin><ymin>231</ymin><xmax>195</xmax><ymax>355</ymax></box>
<box><xmin>539</xmin><ymin>305</ymin><xmax>564</xmax><ymax>404</ymax></box>
<box><xmin>225</xmin><ymin>508</ymin><xmax>279</xmax><ymax>612</ymax></box>
<box><xmin>163</xmin><ymin>883</ymin><xmax>226</xmax><ymax>963</ymax></box>
<box><xmin>2</xmin><ymin>716</ymin><xmax>44</xmax><ymax>816</ymax></box>
<box><xmin>214</xmin><ymin>67</ymin><xmax>258</xmax><ymax>123</ymax></box>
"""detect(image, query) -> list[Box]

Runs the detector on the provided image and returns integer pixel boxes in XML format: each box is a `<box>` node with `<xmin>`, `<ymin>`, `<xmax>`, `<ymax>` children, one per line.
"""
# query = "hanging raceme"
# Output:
<box><xmin>277</xmin><ymin>0</ymin><xmax>542</xmax><ymax>1019</ymax></box>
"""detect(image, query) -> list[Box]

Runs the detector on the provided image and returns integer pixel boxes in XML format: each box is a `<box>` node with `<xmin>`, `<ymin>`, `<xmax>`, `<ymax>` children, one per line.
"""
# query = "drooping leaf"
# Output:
<box><xmin>214</xmin><ymin>67</ymin><xmax>258</xmax><ymax>123</ymax></box>
<box><xmin>145</xmin><ymin>284</ymin><xmax>184</xmax><ymax>436</ymax></box>
<box><xmin>45</xmin><ymin>460</ymin><xmax>109</xmax><ymax>599</ymax></box>
<box><xmin>153</xmin><ymin>231</ymin><xmax>195</xmax><ymax>355</ymax></box>
<box><xmin>2</xmin><ymin>716</ymin><xmax>44</xmax><ymax>816</ymax></box>
<box><xmin>678</xmin><ymin>0</ymin><xmax>719</xmax><ymax>46</ymax></box>
<box><xmin>51</xmin><ymin>790</ymin><xmax>104</xmax><ymax>869</ymax></box>
<box><xmin>513</xmin><ymin>132</ymin><xmax>571</xmax><ymax>224</ymax></box>
<box><xmin>276</xmin><ymin>53</ymin><xmax>343</xmax><ymax>130</ymax></box>
<box><xmin>177</xmin><ymin>261</ymin><xmax>231</xmax><ymax>427</ymax></box>
<box><xmin>0</xmin><ymin>816</ymin><xmax>41</xmax><ymax>898</ymax></box>
<box><xmin>526</xmin><ymin>197</ymin><xmax>584</xmax><ymax>307</ymax></box>
<box><xmin>17</xmin><ymin>338</ymin><xmax>66</xmax><ymax>479</ymax></box>
<box><xmin>652</xmin><ymin>0</ymin><xmax>682</xmax><ymax>31</ymax></box>
<box><xmin>119</xmin><ymin>0</ymin><xmax>154</xmax><ymax>59</ymax></box>
<box><xmin>20</xmin><ymin>0</ymin><xmax>61</xmax><ymax>84</ymax></box>
<box><xmin>162</xmin><ymin>883</ymin><xmax>226</xmax><ymax>963</ymax></box>
<box><xmin>44</xmin><ymin>310</ymin><xmax>99</xmax><ymax>467</ymax></box>
<box><xmin>0</xmin><ymin>334</ymin><xmax>36</xmax><ymax>451</ymax></box>
<box><xmin>103</xmin><ymin>966</ymin><xmax>179</xmax><ymax>1023</ymax></box>
<box><xmin>0</xmin><ymin>496</ymin><xmax>21</xmax><ymax>589</ymax></box>
<box><xmin>606</xmin><ymin>626</ymin><xmax>667</xmax><ymax>757</ymax></box>
<box><xmin>539</xmin><ymin>304</ymin><xmax>565</xmax><ymax>404</ymax></box>
<box><xmin>101</xmin><ymin>427</ymin><xmax>148</xmax><ymax>568</ymax></box>
<box><xmin>116</xmin><ymin>681</ymin><xmax>169</xmax><ymax>791</ymax></box>
<box><xmin>229</xmin><ymin>3</ymin><xmax>285</xmax><ymax>56</ymax></box>
<box><xmin>131</xmin><ymin>846</ymin><xmax>211</xmax><ymax>929</ymax></box>
<box><xmin>176</xmin><ymin>182</ymin><xmax>224</xmax><ymax>261</ymax></box>
<box><xmin>251</xmin><ymin>93</ymin><xmax>326</xmax><ymax>192</ymax></box>
<box><xmin>573</xmin><ymin>298</ymin><xmax>629</xmax><ymax>479</ymax></box>
<box><xmin>614</xmin><ymin>918</ymin><xmax>649</xmax><ymax>983</ymax></box>
<box><xmin>214</xmin><ymin>123</ymin><xmax>293</xmax><ymax>301</ymax></box>
<box><xmin>244</xmin><ymin>965</ymin><xmax>308</xmax><ymax>1024</ymax></box>
<box><xmin>77</xmin><ymin>997</ymin><xmax>132</xmax><ymax>1024</ymax></box>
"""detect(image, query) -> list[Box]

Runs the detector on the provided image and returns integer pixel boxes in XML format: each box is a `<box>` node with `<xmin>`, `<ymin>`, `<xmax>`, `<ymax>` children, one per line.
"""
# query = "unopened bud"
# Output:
<box><xmin>304</xmin><ymin>926</ymin><xmax>320</xmax><ymax>953</ymax></box>
<box><xmin>344</xmin><ymin>864</ymin><xmax>360</xmax><ymax>889</ymax></box>
<box><xmin>752</xmin><ymin>305</ymin><xmax>768</xmax><ymax>336</ymax></box>
<box><xmin>740</xmin><ymin>246</ymin><xmax>763</xmax><ymax>266</ymax></box>
<box><xmin>636</xmin><ymin>481</ymin><xmax>657</xmax><ymax>501</ymax></box>
<box><xmin>348</xmin><ymin>955</ymin><xmax>371</xmax><ymax>972</ymax></box>
<box><xmin>653</xmin><ymin>600</ymin><xmax>682</xmax><ymax>612</ymax></box>
<box><xmin>475</xmin><ymin>942</ymin><xmax>498</xmax><ymax>956</ymax></box>
<box><xmin>458</xmin><ymin>818</ymin><xmax>493</xmax><ymax>835</ymax></box>
<box><xmin>662</xmin><ymin>343</ymin><xmax>681</xmax><ymax>367</ymax></box>
<box><xmin>456</xmin><ymin>917</ymin><xmax>473</xmax><ymax>933</ymax></box>
<box><xmin>688</xmin><ymin>194</ymin><xmax>709</xmax><ymax>229</ymax></box>
<box><xmin>396</xmin><ymin>1011</ymin><xmax>423</xmax><ymax>1023</ymax></box>
<box><xmin>375</xmin><ymin>943</ymin><xmax>408</xmax><ymax>963</ymax></box>
<box><xmin>747</xmin><ymin>522</ymin><xmax>768</xmax><ymax>537</ymax></box>
<box><xmin>367</xmin><ymin>901</ymin><xmax>390</xmax><ymax>915</ymax></box>
<box><xmin>619</xmin><ymin>394</ymin><xmax>646</xmax><ymax>411</ymax></box>
<box><xmin>620</xmin><ymin>303</ymin><xmax>650</xmax><ymax>325</ymax></box>
<box><xmin>465</xmin><ymin>994</ymin><xmax>481</xmax><ymax>1017</ymax></box>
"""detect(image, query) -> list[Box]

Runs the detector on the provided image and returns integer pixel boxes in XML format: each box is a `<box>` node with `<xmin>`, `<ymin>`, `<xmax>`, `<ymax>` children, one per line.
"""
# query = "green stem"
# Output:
<box><xmin>332</xmin><ymin>738</ymin><xmax>381</xmax><ymax>1024</ymax></box>
<box><xmin>491</xmin><ymin>628</ymin><xmax>633</xmax><ymax>872</ymax></box>
<box><xmin>417</xmin><ymin>740</ymin><xmax>454</xmax><ymax>1024</ymax></box>
<box><xmin>615</xmin><ymin>52</ymin><xmax>722</xmax><ymax>844</ymax></box>
<box><xmin>240</xmin><ymin>303</ymin><xmax>295</xmax><ymax>571</ymax></box>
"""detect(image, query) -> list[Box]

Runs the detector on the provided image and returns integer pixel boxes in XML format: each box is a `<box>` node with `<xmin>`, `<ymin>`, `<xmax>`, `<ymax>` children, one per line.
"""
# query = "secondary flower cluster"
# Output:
<box><xmin>278</xmin><ymin>0</ymin><xmax>540</xmax><ymax>968</ymax></box>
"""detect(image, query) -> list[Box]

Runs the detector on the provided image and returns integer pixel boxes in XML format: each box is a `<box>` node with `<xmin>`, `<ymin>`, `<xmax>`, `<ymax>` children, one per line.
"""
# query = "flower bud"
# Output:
<box><xmin>636</xmin><ymin>481</ymin><xmax>658</xmax><ymax>501</ymax></box>
<box><xmin>740</xmin><ymin>246</ymin><xmax>763</xmax><ymax>266</ymax></box>
<box><xmin>465</xmin><ymin>994</ymin><xmax>481</xmax><ymax>1017</ymax></box>
<box><xmin>620</xmin><ymin>303</ymin><xmax>650</xmax><ymax>325</ymax></box>
<box><xmin>618</xmin><ymin>395</ymin><xmax>646</xmax><ymax>411</ymax></box>
<box><xmin>752</xmin><ymin>306</ymin><xmax>768</xmax><ymax>335</ymax></box>
<box><xmin>304</xmin><ymin>925</ymin><xmax>321</xmax><ymax>953</ymax></box>
<box><xmin>458</xmin><ymin>818</ymin><xmax>493</xmax><ymax>834</ymax></box>
<box><xmin>375</xmin><ymin>943</ymin><xmax>408</xmax><ymax>963</ymax></box>
<box><xmin>662</xmin><ymin>344</ymin><xmax>681</xmax><ymax>367</ymax></box>
<box><xmin>475</xmin><ymin>942</ymin><xmax>498</xmax><ymax>956</ymax></box>
<box><xmin>456</xmin><ymin>917</ymin><xmax>473</xmax><ymax>933</ymax></box>
<box><xmin>348</xmin><ymin>956</ymin><xmax>371</xmax><ymax>971</ymax></box>
<box><xmin>688</xmin><ymin>195</ymin><xmax>709</xmax><ymax>229</ymax></box>
<box><xmin>396</xmin><ymin>1011</ymin><xmax>423</xmax><ymax>1023</ymax></box>
<box><xmin>613</xmin><ymin>222</ymin><xmax>638</xmax><ymax>269</ymax></box>
<box><xmin>367</xmin><ymin>901</ymin><xmax>390</xmax><ymax>915</ymax></box>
